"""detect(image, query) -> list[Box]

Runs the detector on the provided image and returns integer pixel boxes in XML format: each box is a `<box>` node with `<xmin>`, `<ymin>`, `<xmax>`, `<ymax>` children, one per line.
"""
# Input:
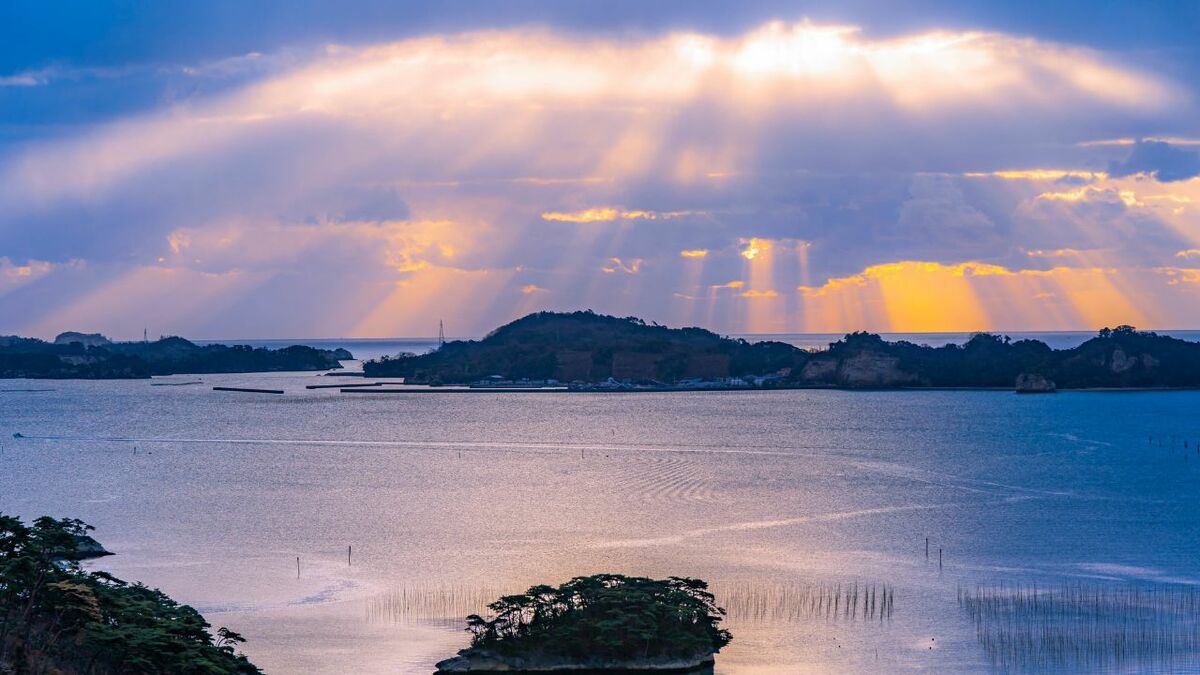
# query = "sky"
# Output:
<box><xmin>2</xmin><ymin>1</ymin><xmax>1200</xmax><ymax>339</ymax></box>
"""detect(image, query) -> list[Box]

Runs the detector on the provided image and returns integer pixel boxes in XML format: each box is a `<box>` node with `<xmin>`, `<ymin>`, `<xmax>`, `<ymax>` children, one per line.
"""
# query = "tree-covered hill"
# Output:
<box><xmin>364</xmin><ymin>310</ymin><xmax>806</xmax><ymax>383</ymax></box>
<box><xmin>364</xmin><ymin>312</ymin><xmax>1200</xmax><ymax>390</ymax></box>
<box><xmin>0</xmin><ymin>333</ymin><xmax>352</xmax><ymax>379</ymax></box>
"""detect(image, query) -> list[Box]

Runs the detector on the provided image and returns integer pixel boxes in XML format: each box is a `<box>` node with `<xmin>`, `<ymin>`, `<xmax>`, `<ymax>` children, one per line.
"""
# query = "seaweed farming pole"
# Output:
<box><xmin>297</xmin><ymin>556</ymin><xmax>300</xmax><ymax>579</ymax></box>
<box><xmin>213</xmin><ymin>386</ymin><xmax>284</xmax><ymax>395</ymax></box>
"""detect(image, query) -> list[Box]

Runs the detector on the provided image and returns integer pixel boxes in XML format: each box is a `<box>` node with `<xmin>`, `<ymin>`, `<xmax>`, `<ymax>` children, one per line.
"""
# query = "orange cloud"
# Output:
<box><xmin>740</xmin><ymin>289</ymin><xmax>779</xmax><ymax>298</ymax></box>
<box><xmin>679</xmin><ymin>249</ymin><xmax>709</xmax><ymax>258</ymax></box>
<box><xmin>1036</xmin><ymin>186</ymin><xmax>1141</xmax><ymax>207</ymax></box>
<box><xmin>601</xmin><ymin>257</ymin><xmax>643</xmax><ymax>274</ymax></box>
<box><xmin>739</xmin><ymin>238</ymin><xmax>772</xmax><ymax>260</ymax></box>
<box><xmin>520</xmin><ymin>284</ymin><xmax>548</xmax><ymax>294</ymax></box>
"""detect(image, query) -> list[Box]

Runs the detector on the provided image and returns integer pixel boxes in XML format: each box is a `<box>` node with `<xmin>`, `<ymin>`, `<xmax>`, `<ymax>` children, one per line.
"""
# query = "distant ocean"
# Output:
<box><xmin>198</xmin><ymin>330</ymin><xmax>1200</xmax><ymax>362</ymax></box>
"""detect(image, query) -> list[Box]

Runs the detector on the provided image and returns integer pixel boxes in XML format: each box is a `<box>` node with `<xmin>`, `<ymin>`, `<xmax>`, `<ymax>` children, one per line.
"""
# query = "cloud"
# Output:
<box><xmin>740</xmin><ymin>238</ymin><xmax>772</xmax><ymax>260</ymax></box>
<box><xmin>1025</xmin><ymin>248</ymin><xmax>1089</xmax><ymax>259</ymax></box>
<box><xmin>0</xmin><ymin>257</ymin><xmax>57</xmax><ymax>296</ymax></box>
<box><xmin>1108</xmin><ymin>139</ymin><xmax>1200</xmax><ymax>182</ymax></box>
<box><xmin>0</xmin><ymin>70</ymin><xmax>50</xmax><ymax>87</ymax></box>
<box><xmin>520</xmin><ymin>284</ymin><xmax>548</xmax><ymax>294</ymax></box>
<box><xmin>541</xmin><ymin>207</ymin><xmax>697</xmax><ymax>222</ymax></box>
<box><xmin>601</xmin><ymin>257</ymin><xmax>643</xmax><ymax>274</ymax></box>
<box><xmin>0</xmin><ymin>20</ymin><xmax>1196</xmax><ymax>336</ymax></box>
<box><xmin>965</xmin><ymin>169</ymin><xmax>1107</xmax><ymax>181</ymax></box>
<box><xmin>740</xmin><ymin>289</ymin><xmax>778</xmax><ymax>298</ymax></box>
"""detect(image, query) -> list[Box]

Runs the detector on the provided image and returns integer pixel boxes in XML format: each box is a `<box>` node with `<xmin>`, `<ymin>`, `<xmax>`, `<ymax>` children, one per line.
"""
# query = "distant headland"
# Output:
<box><xmin>364</xmin><ymin>311</ymin><xmax>1200</xmax><ymax>391</ymax></box>
<box><xmin>0</xmin><ymin>332</ymin><xmax>351</xmax><ymax>379</ymax></box>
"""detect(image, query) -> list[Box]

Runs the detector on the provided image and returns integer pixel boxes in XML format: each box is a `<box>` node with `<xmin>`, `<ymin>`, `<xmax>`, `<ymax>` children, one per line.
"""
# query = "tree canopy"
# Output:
<box><xmin>0</xmin><ymin>514</ymin><xmax>259</xmax><ymax>674</ymax></box>
<box><xmin>463</xmin><ymin>574</ymin><xmax>731</xmax><ymax>662</ymax></box>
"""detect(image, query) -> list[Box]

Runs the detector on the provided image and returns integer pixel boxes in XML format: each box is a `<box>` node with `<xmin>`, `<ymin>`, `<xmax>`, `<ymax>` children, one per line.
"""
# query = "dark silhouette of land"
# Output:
<box><xmin>364</xmin><ymin>311</ymin><xmax>1200</xmax><ymax>390</ymax></box>
<box><xmin>0</xmin><ymin>333</ymin><xmax>351</xmax><ymax>379</ymax></box>
<box><xmin>436</xmin><ymin>574</ymin><xmax>729</xmax><ymax>673</ymax></box>
<box><xmin>0</xmin><ymin>514</ymin><xmax>260</xmax><ymax>674</ymax></box>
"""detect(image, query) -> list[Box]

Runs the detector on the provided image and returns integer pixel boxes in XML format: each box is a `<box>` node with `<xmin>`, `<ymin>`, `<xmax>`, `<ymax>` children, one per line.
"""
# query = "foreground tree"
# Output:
<box><xmin>0</xmin><ymin>514</ymin><xmax>259</xmax><ymax>674</ymax></box>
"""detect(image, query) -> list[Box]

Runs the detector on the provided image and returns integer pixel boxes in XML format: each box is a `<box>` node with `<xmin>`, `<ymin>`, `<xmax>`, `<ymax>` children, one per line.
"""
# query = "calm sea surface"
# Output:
<box><xmin>3</xmin><ymin>370</ymin><xmax>1200</xmax><ymax>673</ymax></box>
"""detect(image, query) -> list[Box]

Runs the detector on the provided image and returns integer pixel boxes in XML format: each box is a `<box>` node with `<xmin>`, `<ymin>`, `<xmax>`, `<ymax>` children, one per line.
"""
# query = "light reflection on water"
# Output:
<box><xmin>2</xmin><ymin>373</ymin><xmax>1200</xmax><ymax>673</ymax></box>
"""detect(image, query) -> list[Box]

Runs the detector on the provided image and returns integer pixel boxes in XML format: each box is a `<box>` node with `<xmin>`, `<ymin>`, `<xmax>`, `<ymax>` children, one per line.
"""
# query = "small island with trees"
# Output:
<box><xmin>436</xmin><ymin>574</ymin><xmax>731</xmax><ymax>673</ymax></box>
<box><xmin>0</xmin><ymin>332</ymin><xmax>352</xmax><ymax>379</ymax></box>
<box><xmin>0</xmin><ymin>514</ymin><xmax>259</xmax><ymax>674</ymax></box>
<box><xmin>364</xmin><ymin>311</ymin><xmax>1200</xmax><ymax>391</ymax></box>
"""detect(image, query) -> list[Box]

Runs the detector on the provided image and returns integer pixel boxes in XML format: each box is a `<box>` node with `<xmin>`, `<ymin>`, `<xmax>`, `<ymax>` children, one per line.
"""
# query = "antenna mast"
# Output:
<box><xmin>438</xmin><ymin>320</ymin><xmax>445</xmax><ymax>348</ymax></box>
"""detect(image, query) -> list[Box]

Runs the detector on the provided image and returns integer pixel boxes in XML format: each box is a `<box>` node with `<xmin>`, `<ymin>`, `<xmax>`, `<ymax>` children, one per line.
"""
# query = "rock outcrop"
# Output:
<box><xmin>435</xmin><ymin>648</ymin><xmax>715</xmax><ymax>673</ymax></box>
<box><xmin>53</xmin><ymin>332</ymin><xmax>112</xmax><ymax>348</ymax></box>
<box><xmin>1015</xmin><ymin>373</ymin><xmax>1056</xmax><ymax>393</ymax></box>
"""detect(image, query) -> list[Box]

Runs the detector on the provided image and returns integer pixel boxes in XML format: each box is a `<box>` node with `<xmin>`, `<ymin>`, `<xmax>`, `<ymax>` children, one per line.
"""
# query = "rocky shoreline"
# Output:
<box><xmin>435</xmin><ymin>648</ymin><xmax>715</xmax><ymax>673</ymax></box>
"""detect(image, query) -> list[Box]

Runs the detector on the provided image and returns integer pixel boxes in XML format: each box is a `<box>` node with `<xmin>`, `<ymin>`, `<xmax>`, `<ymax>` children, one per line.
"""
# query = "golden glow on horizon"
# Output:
<box><xmin>788</xmin><ymin>260</ymin><xmax>1195</xmax><ymax>332</ymax></box>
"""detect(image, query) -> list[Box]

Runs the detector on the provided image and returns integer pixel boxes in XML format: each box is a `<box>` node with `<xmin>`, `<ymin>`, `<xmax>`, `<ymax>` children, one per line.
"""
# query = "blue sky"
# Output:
<box><xmin>2</xmin><ymin>2</ymin><xmax>1199</xmax><ymax>338</ymax></box>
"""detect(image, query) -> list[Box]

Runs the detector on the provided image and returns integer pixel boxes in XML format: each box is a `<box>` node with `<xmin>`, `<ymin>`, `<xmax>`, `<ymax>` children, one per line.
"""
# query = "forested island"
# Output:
<box><xmin>365</xmin><ymin>311</ymin><xmax>1200</xmax><ymax>391</ymax></box>
<box><xmin>0</xmin><ymin>515</ymin><xmax>259</xmax><ymax>674</ymax></box>
<box><xmin>0</xmin><ymin>333</ymin><xmax>352</xmax><ymax>379</ymax></box>
<box><xmin>436</xmin><ymin>574</ymin><xmax>730</xmax><ymax>673</ymax></box>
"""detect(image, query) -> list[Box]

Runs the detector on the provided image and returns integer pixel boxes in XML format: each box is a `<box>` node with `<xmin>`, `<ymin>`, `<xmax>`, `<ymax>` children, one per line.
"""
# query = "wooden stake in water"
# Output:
<box><xmin>939</xmin><ymin>548</ymin><xmax>943</xmax><ymax>570</ymax></box>
<box><xmin>297</xmin><ymin>556</ymin><xmax>300</xmax><ymax>579</ymax></box>
<box><xmin>926</xmin><ymin>537</ymin><xmax>929</xmax><ymax>559</ymax></box>
<box><xmin>348</xmin><ymin>545</ymin><xmax>352</xmax><ymax>567</ymax></box>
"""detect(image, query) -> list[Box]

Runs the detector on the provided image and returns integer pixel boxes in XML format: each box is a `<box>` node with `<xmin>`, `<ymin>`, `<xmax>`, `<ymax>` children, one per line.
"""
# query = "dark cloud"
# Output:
<box><xmin>1108</xmin><ymin>140</ymin><xmax>1200</xmax><ymax>182</ymax></box>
